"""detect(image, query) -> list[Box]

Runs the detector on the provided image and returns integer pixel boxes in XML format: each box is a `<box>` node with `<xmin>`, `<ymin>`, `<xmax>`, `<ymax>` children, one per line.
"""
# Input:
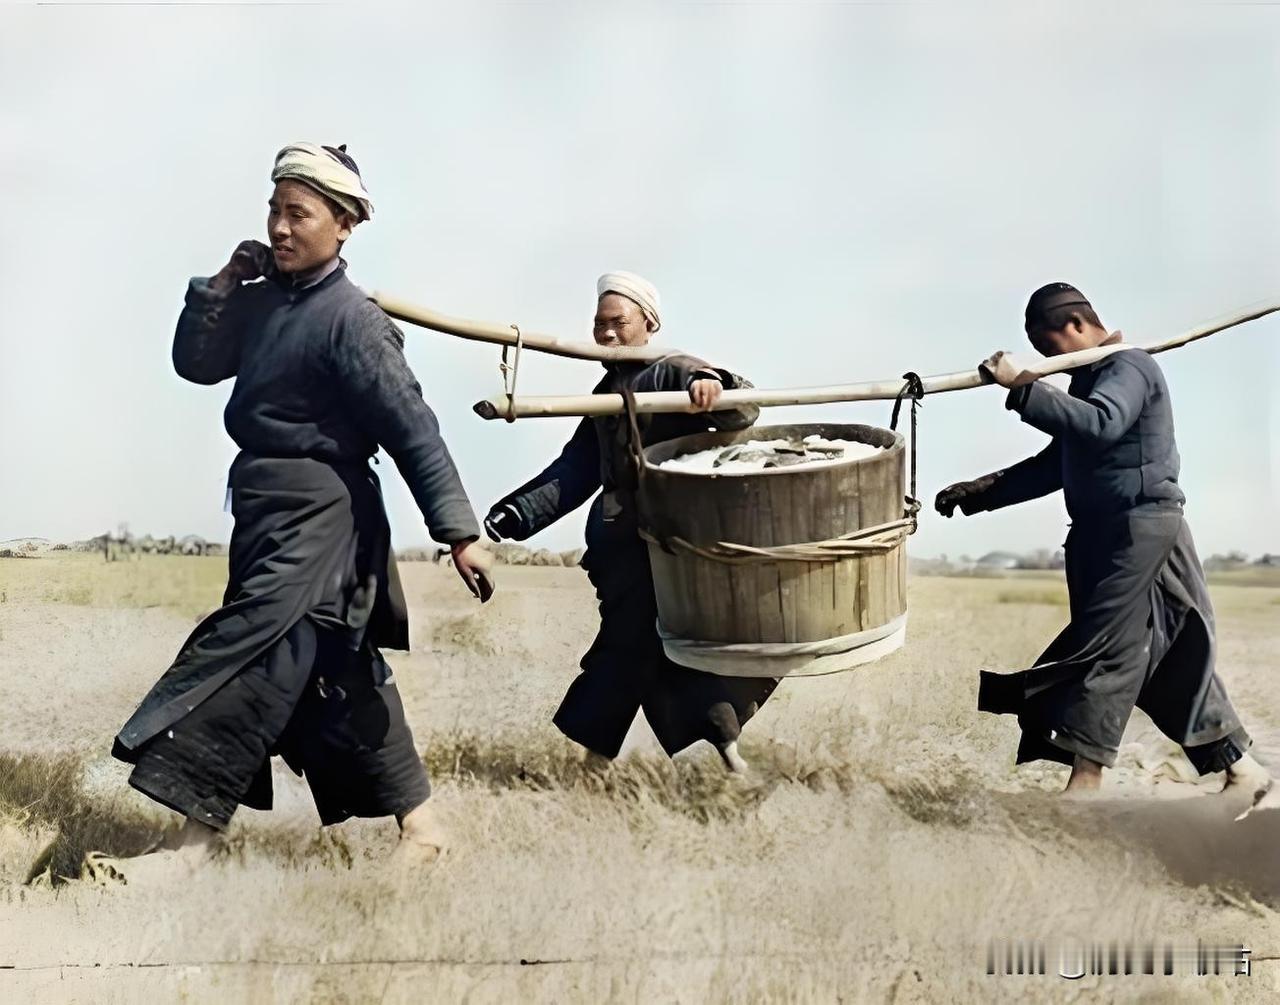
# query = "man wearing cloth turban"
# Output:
<box><xmin>596</xmin><ymin>271</ymin><xmax>662</xmax><ymax>333</ymax></box>
<box><xmin>935</xmin><ymin>283</ymin><xmax>1271</xmax><ymax>808</ymax></box>
<box><xmin>111</xmin><ymin>143</ymin><xmax>494</xmax><ymax>877</ymax></box>
<box><xmin>484</xmin><ymin>273</ymin><xmax>778</xmax><ymax>773</ymax></box>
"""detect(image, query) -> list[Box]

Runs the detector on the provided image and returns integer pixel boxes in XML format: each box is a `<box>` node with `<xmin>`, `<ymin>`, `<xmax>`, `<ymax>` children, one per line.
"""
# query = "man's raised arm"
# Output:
<box><xmin>173</xmin><ymin>240</ymin><xmax>272</xmax><ymax>385</ymax></box>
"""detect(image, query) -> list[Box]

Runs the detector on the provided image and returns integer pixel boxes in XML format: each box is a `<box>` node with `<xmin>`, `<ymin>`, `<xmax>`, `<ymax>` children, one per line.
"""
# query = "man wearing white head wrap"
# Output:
<box><xmin>112</xmin><ymin>143</ymin><xmax>492</xmax><ymax>878</ymax></box>
<box><xmin>596</xmin><ymin>271</ymin><xmax>661</xmax><ymax>333</ymax></box>
<box><xmin>271</xmin><ymin>142</ymin><xmax>374</xmax><ymax>223</ymax></box>
<box><xmin>485</xmin><ymin>273</ymin><xmax>780</xmax><ymax>774</ymax></box>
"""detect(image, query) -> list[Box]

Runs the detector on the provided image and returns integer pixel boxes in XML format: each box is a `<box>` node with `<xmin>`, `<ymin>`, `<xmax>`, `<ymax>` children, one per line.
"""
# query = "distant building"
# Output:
<box><xmin>977</xmin><ymin>551</ymin><xmax>1021</xmax><ymax>570</ymax></box>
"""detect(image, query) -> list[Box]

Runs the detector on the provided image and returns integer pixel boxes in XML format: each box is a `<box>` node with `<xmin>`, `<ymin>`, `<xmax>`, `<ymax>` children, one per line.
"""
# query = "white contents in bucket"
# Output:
<box><xmin>658</xmin><ymin>434</ymin><xmax>884</xmax><ymax>475</ymax></box>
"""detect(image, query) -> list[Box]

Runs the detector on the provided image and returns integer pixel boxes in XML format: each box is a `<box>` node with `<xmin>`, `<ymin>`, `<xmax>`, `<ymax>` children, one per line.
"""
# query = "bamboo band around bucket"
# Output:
<box><xmin>658</xmin><ymin>614</ymin><xmax>908</xmax><ymax>677</ymax></box>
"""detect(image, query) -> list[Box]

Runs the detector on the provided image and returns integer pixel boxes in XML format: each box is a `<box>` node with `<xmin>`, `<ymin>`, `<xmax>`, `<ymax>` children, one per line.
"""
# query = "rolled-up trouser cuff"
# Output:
<box><xmin>128</xmin><ymin>765</ymin><xmax>237</xmax><ymax>830</ymax></box>
<box><xmin>977</xmin><ymin>669</ymin><xmax>1026</xmax><ymax>715</ymax></box>
<box><xmin>1039</xmin><ymin>725</ymin><xmax>1120</xmax><ymax>769</ymax></box>
<box><xmin>1183</xmin><ymin>726</ymin><xmax>1252</xmax><ymax>775</ymax></box>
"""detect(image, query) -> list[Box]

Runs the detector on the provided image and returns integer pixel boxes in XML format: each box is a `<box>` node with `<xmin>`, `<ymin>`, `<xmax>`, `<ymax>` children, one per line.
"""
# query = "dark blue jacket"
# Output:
<box><xmin>174</xmin><ymin>265</ymin><xmax>479</xmax><ymax>544</ymax></box>
<box><xmin>977</xmin><ymin>349</ymin><xmax>1185</xmax><ymax>522</ymax></box>
<box><xmin>495</xmin><ymin>355</ymin><xmax>758</xmax><ymax>542</ymax></box>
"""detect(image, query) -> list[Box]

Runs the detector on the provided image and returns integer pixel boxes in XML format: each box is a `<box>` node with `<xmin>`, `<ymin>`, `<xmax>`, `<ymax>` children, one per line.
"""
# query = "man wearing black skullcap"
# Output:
<box><xmin>934</xmin><ymin>283</ymin><xmax>1271</xmax><ymax>806</ymax></box>
<box><xmin>109</xmin><ymin>143</ymin><xmax>494</xmax><ymax>879</ymax></box>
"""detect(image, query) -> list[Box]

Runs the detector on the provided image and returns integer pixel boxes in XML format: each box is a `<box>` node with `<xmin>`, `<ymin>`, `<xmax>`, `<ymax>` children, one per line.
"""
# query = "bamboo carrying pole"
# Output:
<box><xmin>370</xmin><ymin>290</ymin><xmax>1280</xmax><ymax>421</ymax></box>
<box><xmin>372</xmin><ymin>291</ymin><xmax>677</xmax><ymax>364</ymax></box>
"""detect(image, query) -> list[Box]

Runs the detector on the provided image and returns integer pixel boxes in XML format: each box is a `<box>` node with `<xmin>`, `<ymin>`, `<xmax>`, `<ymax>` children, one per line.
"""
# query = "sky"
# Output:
<box><xmin>2</xmin><ymin>1</ymin><xmax>1278</xmax><ymax>560</ymax></box>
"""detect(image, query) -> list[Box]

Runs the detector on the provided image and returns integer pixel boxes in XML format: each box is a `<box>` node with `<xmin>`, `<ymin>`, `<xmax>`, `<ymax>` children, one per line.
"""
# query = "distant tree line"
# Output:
<box><xmin>1202</xmin><ymin>551</ymin><xmax>1279</xmax><ymax>572</ymax></box>
<box><xmin>911</xmin><ymin>549</ymin><xmax>1278</xmax><ymax>577</ymax></box>
<box><xmin>397</xmin><ymin>542</ymin><xmax>585</xmax><ymax>568</ymax></box>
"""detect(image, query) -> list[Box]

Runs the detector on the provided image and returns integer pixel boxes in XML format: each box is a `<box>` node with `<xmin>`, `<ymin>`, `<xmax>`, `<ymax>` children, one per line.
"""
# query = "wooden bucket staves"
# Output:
<box><xmin>637</xmin><ymin>423</ymin><xmax>911</xmax><ymax>678</ymax></box>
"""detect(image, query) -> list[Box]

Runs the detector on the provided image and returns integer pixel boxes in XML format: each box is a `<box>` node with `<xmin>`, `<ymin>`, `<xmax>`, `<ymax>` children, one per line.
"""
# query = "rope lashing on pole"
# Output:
<box><xmin>498</xmin><ymin>324</ymin><xmax>524</xmax><ymax>423</ymax></box>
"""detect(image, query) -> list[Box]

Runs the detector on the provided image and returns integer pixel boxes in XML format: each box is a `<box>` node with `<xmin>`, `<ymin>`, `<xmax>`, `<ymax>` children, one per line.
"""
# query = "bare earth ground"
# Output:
<box><xmin>0</xmin><ymin>555</ymin><xmax>1276</xmax><ymax>1003</ymax></box>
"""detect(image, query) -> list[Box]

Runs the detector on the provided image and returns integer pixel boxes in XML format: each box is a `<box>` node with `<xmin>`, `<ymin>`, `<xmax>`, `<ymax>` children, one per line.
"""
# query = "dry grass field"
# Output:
<box><xmin>0</xmin><ymin>553</ymin><xmax>1276</xmax><ymax>1003</ymax></box>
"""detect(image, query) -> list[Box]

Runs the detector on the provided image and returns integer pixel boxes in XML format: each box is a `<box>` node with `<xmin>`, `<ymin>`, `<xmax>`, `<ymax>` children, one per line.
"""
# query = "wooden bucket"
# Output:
<box><xmin>637</xmin><ymin>423</ymin><xmax>909</xmax><ymax>677</ymax></box>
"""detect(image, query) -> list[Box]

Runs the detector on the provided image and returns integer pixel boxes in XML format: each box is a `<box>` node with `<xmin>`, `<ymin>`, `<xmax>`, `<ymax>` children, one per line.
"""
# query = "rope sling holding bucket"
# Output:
<box><xmin>623</xmin><ymin>377</ymin><xmax>924</xmax><ymax>677</ymax></box>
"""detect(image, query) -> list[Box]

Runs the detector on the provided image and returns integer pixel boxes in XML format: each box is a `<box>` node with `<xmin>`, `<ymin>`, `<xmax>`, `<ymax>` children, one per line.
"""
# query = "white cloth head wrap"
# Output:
<box><xmin>271</xmin><ymin>142</ymin><xmax>374</xmax><ymax>222</ymax></box>
<box><xmin>597</xmin><ymin>271</ymin><xmax>661</xmax><ymax>332</ymax></box>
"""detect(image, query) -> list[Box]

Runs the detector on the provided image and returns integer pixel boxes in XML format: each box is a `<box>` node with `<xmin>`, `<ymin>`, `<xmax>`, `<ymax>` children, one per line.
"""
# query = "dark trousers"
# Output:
<box><xmin>979</xmin><ymin>508</ymin><xmax>1249</xmax><ymax>773</ymax></box>
<box><xmin>554</xmin><ymin>536</ymin><xmax>777</xmax><ymax>760</ymax></box>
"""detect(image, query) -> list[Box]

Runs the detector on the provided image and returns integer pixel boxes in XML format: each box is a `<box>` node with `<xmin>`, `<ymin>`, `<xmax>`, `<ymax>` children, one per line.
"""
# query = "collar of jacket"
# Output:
<box><xmin>271</xmin><ymin>257</ymin><xmax>348</xmax><ymax>297</ymax></box>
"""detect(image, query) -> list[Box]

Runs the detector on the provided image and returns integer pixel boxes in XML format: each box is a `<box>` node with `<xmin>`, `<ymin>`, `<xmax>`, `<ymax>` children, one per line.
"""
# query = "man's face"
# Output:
<box><xmin>1027</xmin><ymin>318</ymin><xmax>1095</xmax><ymax>357</ymax></box>
<box><xmin>593</xmin><ymin>293</ymin><xmax>653</xmax><ymax>347</ymax></box>
<box><xmin>267</xmin><ymin>179</ymin><xmax>353</xmax><ymax>275</ymax></box>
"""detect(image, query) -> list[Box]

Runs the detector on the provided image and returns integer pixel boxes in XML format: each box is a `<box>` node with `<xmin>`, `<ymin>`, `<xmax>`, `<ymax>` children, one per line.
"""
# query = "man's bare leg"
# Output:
<box><xmin>167</xmin><ymin>818</ymin><xmax>221</xmax><ymax>856</ymax></box>
<box><xmin>708</xmin><ymin>701</ymin><xmax>749</xmax><ymax>774</ymax></box>
<box><xmin>717</xmin><ymin>740</ymin><xmax>750</xmax><ymax>775</ymax></box>
<box><xmin>395</xmin><ymin>800</ymin><xmax>446</xmax><ymax>864</ymax></box>
<box><xmin>1063</xmin><ymin>754</ymin><xmax>1103</xmax><ymax>793</ymax></box>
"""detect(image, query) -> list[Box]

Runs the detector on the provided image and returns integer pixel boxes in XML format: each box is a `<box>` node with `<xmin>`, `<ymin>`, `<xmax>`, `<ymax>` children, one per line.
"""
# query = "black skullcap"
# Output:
<box><xmin>322</xmin><ymin>143</ymin><xmax>361</xmax><ymax>178</ymax></box>
<box><xmin>1025</xmin><ymin>282</ymin><xmax>1092</xmax><ymax>332</ymax></box>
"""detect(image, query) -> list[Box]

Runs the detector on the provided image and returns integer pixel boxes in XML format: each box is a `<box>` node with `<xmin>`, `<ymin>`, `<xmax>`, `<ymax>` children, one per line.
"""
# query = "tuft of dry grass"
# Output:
<box><xmin>0</xmin><ymin>731</ymin><xmax>1003</xmax><ymax>887</ymax></box>
<box><xmin>430</xmin><ymin>613</ymin><xmax>506</xmax><ymax>659</ymax></box>
<box><xmin>425</xmin><ymin>733</ymin><xmax>774</xmax><ymax>823</ymax></box>
<box><xmin>0</xmin><ymin>752</ymin><xmax>166</xmax><ymax>883</ymax></box>
<box><xmin>877</xmin><ymin>772</ymin><xmax>987</xmax><ymax>828</ymax></box>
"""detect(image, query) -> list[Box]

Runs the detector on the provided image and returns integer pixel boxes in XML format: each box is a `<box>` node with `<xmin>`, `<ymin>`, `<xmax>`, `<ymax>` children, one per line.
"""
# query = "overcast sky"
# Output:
<box><xmin>2</xmin><ymin>1</ymin><xmax>1277</xmax><ymax>559</ymax></box>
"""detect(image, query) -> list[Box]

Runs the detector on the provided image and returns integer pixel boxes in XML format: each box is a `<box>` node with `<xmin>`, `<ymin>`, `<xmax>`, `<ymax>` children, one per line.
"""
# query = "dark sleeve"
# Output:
<box><xmin>333</xmin><ymin>302</ymin><xmax>481</xmax><ymax>544</ymax></box>
<box><xmin>1006</xmin><ymin>355</ymin><xmax>1149</xmax><ymax>447</ymax></box>
<box><xmin>637</xmin><ymin>354</ymin><xmax>760</xmax><ymax>431</ymax></box>
<box><xmin>494</xmin><ymin>418</ymin><xmax>601</xmax><ymax>540</ymax></box>
<box><xmin>972</xmin><ymin>441</ymin><xmax>1064</xmax><ymax>512</ymax></box>
<box><xmin>172</xmin><ymin>277</ymin><xmax>248</xmax><ymax>385</ymax></box>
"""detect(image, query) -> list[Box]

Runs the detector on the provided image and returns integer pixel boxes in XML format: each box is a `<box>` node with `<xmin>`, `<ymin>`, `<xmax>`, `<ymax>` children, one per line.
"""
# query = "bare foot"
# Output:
<box><xmin>86</xmin><ymin>817</ymin><xmax>220</xmax><ymax>886</ymax></box>
<box><xmin>395</xmin><ymin>801</ymin><xmax>446</xmax><ymax>865</ymax></box>
<box><xmin>1235</xmin><ymin>781</ymin><xmax>1279</xmax><ymax>821</ymax></box>
<box><xmin>79</xmin><ymin>851</ymin><xmax>126</xmax><ymax>885</ymax></box>
<box><xmin>1225</xmin><ymin>754</ymin><xmax>1274</xmax><ymax>821</ymax></box>
<box><xmin>1223</xmin><ymin>752</ymin><xmax>1270</xmax><ymax>795</ymax></box>
<box><xmin>717</xmin><ymin>740</ymin><xmax>750</xmax><ymax>775</ymax></box>
<box><xmin>1062</xmin><ymin>755</ymin><xmax>1103</xmax><ymax>795</ymax></box>
<box><xmin>85</xmin><ymin>842</ymin><xmax>214</xmax><ymax>886</ymax></box>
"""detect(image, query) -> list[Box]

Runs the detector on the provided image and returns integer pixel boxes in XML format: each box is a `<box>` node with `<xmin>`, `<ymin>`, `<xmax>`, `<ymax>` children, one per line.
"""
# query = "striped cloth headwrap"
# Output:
<box><xmin>271</xmin><ymin>142</ymin><xmax>374</xmax><ymax>222</ymax></box>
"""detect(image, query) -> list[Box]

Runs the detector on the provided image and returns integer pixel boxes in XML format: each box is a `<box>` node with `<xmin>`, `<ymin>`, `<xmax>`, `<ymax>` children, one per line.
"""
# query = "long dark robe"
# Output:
<box><xmin>970</xmin><ymin>350</ymin><xmax>1248</xmax><ymax>772</ymax></box>
<box><xmin>496</xmin><ymin>355</ymin><xmax>778</xmax><ymax>759</ymax></box>
<box><xmin>113</xmin><ymin>263</ymin><xmax>478</xmax><ymax>825</ymax></box>
<box><xmin>114</xmin><ymin>454</ymin><xmax>403</xmax><ymax>754</ymax></box>
<box><xmin>978</xmin><ymin>507</ymin><xmax>1247</xmax><ymax>771</ymax></box>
